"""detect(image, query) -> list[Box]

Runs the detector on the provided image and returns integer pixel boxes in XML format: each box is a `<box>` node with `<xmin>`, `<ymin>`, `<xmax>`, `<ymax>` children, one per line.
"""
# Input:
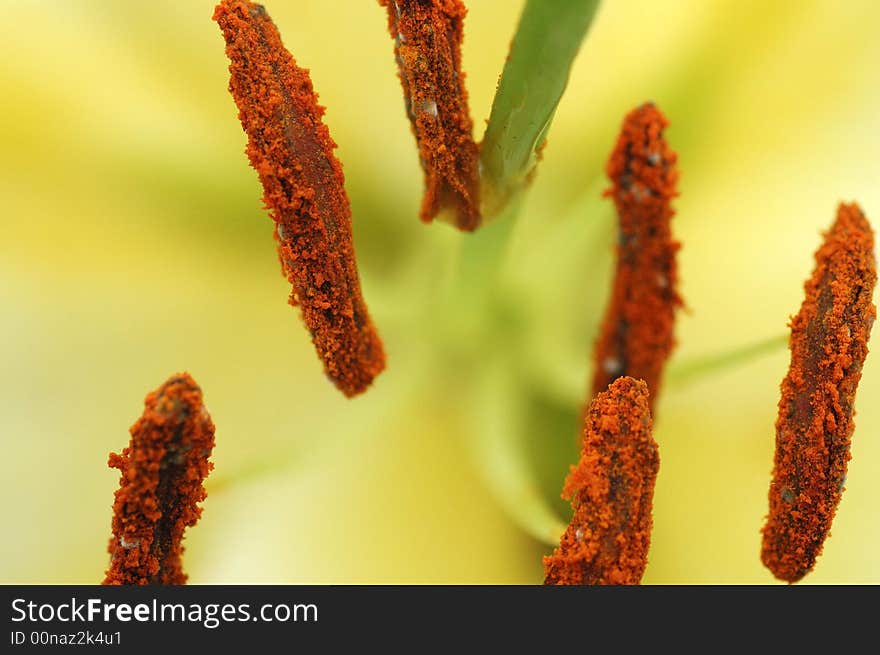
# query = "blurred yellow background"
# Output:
<box><xmin>1</xmin><ymin>0</ymin><xmax>879</xmax><ymax>584</ymax></box>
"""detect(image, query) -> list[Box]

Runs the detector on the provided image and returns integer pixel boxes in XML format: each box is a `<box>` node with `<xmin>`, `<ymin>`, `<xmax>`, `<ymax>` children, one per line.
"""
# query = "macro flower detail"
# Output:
<box><xmin>544</xmin><ymin>377</ymin><xmax>660</xmax><ymax>585</ymax></box>
<box><xmin>592</xmin><ymin>103</ymin><xmax>682</xmax><ymax>408</ymax></box>
<box><xmin>8</xmin><ymin>0</ymin><xmax>880</xmax><ymax>593</ymax></box>
<box><xmin>215</xmin><ymin>0</ymin><xmax>386</xmax><ymax>397</ymax></box>
<box><xmin>761</xmin><ymin>203</ymin><xmax>877</xmax><ymax>583</ymax></box>
<box><xmin>379</xmin><ymin>0</ymin><xmax>481</xmax><ymax>231</ymax></box>
<box><xmin>103</xmin><ymin>374</ymin><xmax>215</xmax><ymax>585</ymax></box>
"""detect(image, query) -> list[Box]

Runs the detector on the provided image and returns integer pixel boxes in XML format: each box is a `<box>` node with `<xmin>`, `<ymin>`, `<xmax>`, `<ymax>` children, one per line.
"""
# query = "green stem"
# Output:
<box><xmin>456</xmin><ymin>201</ymin><xmax>519</xmax><ymax>296</ymax></box>
<box><xmin>436</xmin><ymin>197</ymin><xmax>522</xmax><ymax>356</ymax></box>
<box><xmin>206</xmin><ymin>449</ymin><xmax>305</xmax><ymax>495</ymax></box>
<box><xmin>667</xmin><ymin>334</ymin><xmax>789</xmax><ymax>387</ymax></box>
<box><xmin>467</xmin><ymin>360</ymin><xmax>567</xmax><ymax>546</ymax></box>
<box><xmin>480</xmin><ymin>0</ymin><xmax>602</xmax><ymax>218</ymax></box>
